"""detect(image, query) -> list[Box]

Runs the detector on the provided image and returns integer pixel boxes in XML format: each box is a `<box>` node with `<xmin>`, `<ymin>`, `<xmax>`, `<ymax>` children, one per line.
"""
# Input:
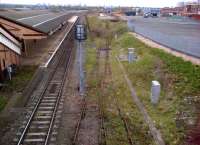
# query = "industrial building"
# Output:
<box><xmin>160</xmin><ymin>7</ymin><xmax>184</xmax><ymax>16</ymax></box>
<box><xmin>142</xmin><ymin>7</ymin><xmax>160</xmax><ymax>16</ymax></box>
<box><xmin>160</xmin><ymin>1</ymin><xmax>200</xmax><ymax>19</ymax></box>
<box><xmin>184</xmin><ymin>2</ymin><xmax>200</xmax><ymax>19</ymax></box>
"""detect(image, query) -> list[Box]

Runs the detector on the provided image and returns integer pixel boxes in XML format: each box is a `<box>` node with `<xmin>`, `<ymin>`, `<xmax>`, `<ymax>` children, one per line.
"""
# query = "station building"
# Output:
<box><xmin>0</xmin><ymin>15</ymin><xmax>47</xmax><ymax>56</ymax></box>
<box><xmin>0</xmin><ymin>11</ymin><xmax>71</xmax><ymax>56</ymax></box>
<box><xmin>0</xmin><ymin>24</ymin><xmax>21</xmax><ymax>81</ymax></box>
<box><xmin>0</xmin><ymin>10</ymin><xmax>72</xmax><ymax>81</ymax></box>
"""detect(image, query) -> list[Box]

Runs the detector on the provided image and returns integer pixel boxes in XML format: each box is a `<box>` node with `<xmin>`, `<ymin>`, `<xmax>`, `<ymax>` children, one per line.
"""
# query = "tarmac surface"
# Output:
<box><xmin>128</xmin><ymin>16</ymin><xmax>200</xmax><ymax>58</ymax></box>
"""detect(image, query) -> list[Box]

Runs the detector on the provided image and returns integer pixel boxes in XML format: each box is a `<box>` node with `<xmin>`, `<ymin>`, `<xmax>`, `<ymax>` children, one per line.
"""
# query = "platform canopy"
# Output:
<box><xmin>0</xmin><ymin>15</ymin><xmax>47</xmax><ymax>40</ymax></box>
<box><xmin>0</xmin><ymin>10</ymin><xmax>73</xmax><ymax>40</ymax></box>
<box><xmin>0</xmin><ymin>24</ymin><xmax>21</xmax><ymax>55</ymax></box>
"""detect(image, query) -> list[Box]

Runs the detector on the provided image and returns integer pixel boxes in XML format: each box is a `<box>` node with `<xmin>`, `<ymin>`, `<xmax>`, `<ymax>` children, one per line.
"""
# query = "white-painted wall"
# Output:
<box><xmin>0</xmin><ymin>27</ymin><xmax>20</xmax><ymax>46</ymax></box>
<box><xmin>0</xmin><ymin>34</ymin><xmax>21</xmax><ymax>55</ymax></box>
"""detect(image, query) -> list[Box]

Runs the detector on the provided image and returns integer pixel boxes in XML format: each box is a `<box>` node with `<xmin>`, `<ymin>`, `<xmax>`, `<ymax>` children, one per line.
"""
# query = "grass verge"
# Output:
<box><xmin>85</xmin><ymin>16</ymin><xmax>155</xmax><ymax>145</ymax></box>
<box><xmin>112</xmin><ymin>33</ymin><xmax>200</xmax><ymax>144</ymax></box>
<box><xmin>0</xmin><ymin>65</ymin><xmax>37</xmax><ymax>112</ymax></box>
<box><xmin>86</xmin><ymin>15</ymin><xmax>200</xmax><ymax>144</ymax></box>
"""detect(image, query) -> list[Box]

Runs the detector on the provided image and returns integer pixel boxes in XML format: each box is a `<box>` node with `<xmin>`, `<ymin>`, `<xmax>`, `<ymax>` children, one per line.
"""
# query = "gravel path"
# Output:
<box><xmin>56</xmin><ymin>44</ymin><xmax>81</xmax><ymax>145</ymax></box>
<box><xmin>56</xmin><ymin>42</ymin><xmax>99</xmax><ymax>145</ymax></box>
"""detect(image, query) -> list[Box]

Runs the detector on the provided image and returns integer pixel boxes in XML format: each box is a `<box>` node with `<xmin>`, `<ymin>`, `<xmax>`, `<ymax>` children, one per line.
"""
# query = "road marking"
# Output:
<box><xmin>17</xmin><ymin>13</ymin><xmax>49</xmax><ymax>21</ymax></box>
<box><xmin>159</xmin><ymin>21</ymin><xmax>200</xmax><ymax>25</ymax></box>
<box><xmin>33</xmin><ymin>13</ymin><xmax>68</xmax><ymax>27</ymax></box>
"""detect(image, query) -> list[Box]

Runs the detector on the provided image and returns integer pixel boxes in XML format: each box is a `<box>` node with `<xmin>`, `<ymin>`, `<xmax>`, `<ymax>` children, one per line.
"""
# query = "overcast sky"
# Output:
<box><xmin>1</xmin><ymin>0</ymin><xmax>197</xmax><ymax>7</ymax></box>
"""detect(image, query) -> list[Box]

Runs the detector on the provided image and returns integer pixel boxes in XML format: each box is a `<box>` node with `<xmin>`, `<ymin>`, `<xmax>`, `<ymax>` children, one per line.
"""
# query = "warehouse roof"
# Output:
<box><xmin>0</xmin><ymin>15</ymin><xmax>45</xmax><ymax>34</ymax></box>
<box><xmin>0</xmin><ymin>10</ymin><xmax>72</xmax><ymax>35</ymax></box>
<box><xmin>0</xmin><ymin>24</ymin><xmax>21</xmax><ymax>55</ymax></box>
<box><xmin>0</xmin><ymin>15</ymin><xmax>47</xmax><ymax>40</ymax></box>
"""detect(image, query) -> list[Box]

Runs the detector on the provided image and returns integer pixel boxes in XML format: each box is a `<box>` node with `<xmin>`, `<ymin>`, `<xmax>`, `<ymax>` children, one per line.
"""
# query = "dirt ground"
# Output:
<box><xmin>56</xmin><ymin>43</ymin><xmax>99</xmax><ymax>145</ymax></box>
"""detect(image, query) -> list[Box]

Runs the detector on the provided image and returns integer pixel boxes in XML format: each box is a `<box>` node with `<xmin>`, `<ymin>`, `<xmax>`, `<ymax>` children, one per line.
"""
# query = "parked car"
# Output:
<box><xmin>144</xmin><ymin>13</ymin><xmax>149</xmax><ymax>18</ymax></box>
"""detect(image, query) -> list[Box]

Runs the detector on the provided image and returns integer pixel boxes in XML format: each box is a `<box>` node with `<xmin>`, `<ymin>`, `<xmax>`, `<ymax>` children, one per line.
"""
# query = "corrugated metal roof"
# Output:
<box><xmin>0</xmin><ymin>28</ymin><xmax>21</xmax><ymax>55</ymax></box>
<box><xmin>0</xmin><ymin>10</ymin><xmax>72</xmax><ymax>34</ymax></box>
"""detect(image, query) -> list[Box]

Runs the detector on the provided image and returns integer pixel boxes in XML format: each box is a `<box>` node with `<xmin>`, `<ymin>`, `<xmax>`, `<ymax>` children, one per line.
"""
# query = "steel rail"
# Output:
<box><xmin>72</xmin><ymin>98</ymin><xmax>87</xmax><ymax>145</ymax></box>
<box><xmin>116</xmin><ymin>101</ymin><xmax>135</xmax><ymax>145</ymax></box>
<box><xmin>102</xmin><ymin>47</ymin><xmax>134</xmax><ymax>145</ymax></box>
<box><xmin>17</xmin><ymin>17</ymin><xmax>79</xmax><ymax>145</ymax></box>
<box><xmin>17</xmin><ymin>36</ymin><xmax>66</xmax><ymax>145</ymax></box>
<box><xmin>44</xmin><ymin>46</ymin><xmax>73</xmax><ymax>145</ymax></box>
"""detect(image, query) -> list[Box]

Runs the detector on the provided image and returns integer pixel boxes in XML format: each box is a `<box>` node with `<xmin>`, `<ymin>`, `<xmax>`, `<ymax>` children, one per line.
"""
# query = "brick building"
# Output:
<box><xmin>0</xmin><ymin>24</ymin><xmax>21</xmax><ymax>81</ymax></box>
<box><xmin>184</xmin><ymin>2</ymin><xmax>200</xmax><ymax>20</ymax></box>
<box><xmin>160</xmin><ymin>7</ymin><xmax>184</xmax><ymax>16</ymax></box>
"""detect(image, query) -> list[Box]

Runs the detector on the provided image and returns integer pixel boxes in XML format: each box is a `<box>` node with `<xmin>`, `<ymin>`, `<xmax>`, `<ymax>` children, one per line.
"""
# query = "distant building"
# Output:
<box><xmin>117</xmin><ymin>7</ymin><xmax>136</xmax><ymax>16</ymax></box>
<box><xmin>184</xmin><ymin>2</ymin><xmax>200</xmax><ymax>20</ymax></box>
<box><xmin>160</xmin><ymin>7</ymin><xmax>184</xmax><ymax>16</ymax></box>
<box><xmin>124</xmin><ymin>11</ymin><xmax>136</xmax><ymax>16</ymax></box>
<box><xmin>132</xmin><ymin>7</ymin><xmax>143</xmax><ymax>15</ymax></box>
<box><xmin>184</xmin><ymin>2</ymin><xmax>200</xmax><ymax>14</ymax></box>
<box><xmin>142</xmin><ymin>7</ymin><xmax>160</xmax><ymax>16</ymax></box>
<box><xmin>103</xmin><ymin>7</ymin><xmax>112</xmax><ymax>14</ymax></box>
<box><xmin>160</xmin><ymin>1</ymin><xmax>200</xmax><ymax>20</ymax></box>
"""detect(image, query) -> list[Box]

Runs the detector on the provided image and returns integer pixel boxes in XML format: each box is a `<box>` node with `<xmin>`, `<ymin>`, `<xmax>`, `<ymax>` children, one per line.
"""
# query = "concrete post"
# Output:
<box><xmin>128</xmin><ymin>51</ymin><xmax>134</xmax><ymax>63</ymax></box>
<box><xmin>151</xmin><ymin>80</ymin><xmax>161</xmax><ymax>105</ymax></box>
<box><xmin>128</xmin><ymin>48</ymin><xmax>135</xmax><ymax>63</ymax></box>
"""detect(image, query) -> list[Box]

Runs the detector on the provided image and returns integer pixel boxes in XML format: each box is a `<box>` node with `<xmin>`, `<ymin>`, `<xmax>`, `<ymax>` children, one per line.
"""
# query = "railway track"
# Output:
<box><xmin>72</xmin><ymin>98</ymin><xmax>87</xmax><ymax>145</ymax></box>
<box><xmin>14</xmin><ymin>17</ymin><xmax>79</xmax><ymax>145</ymax></box>
<box><xmin>99</xmin><ymin>47</ymin><xmax>134</xmax><ymax>145</ymax></box>
<box><xmin>114</xmin><ymin>97</ymin><xmax>135</xmax><ymax>145</ymax></box>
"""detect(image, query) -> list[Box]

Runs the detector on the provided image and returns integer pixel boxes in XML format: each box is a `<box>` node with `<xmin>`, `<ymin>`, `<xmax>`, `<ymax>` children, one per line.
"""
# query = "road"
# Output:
<box><xmin>128</xmin><ymin>17</ymin><xmax>200</xmax><ymax>58</ymax></box>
